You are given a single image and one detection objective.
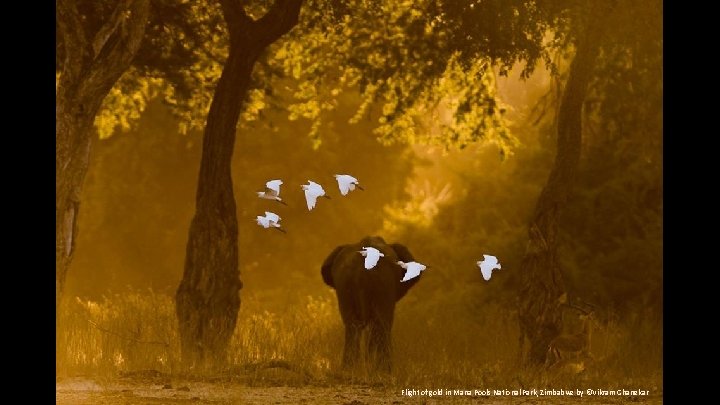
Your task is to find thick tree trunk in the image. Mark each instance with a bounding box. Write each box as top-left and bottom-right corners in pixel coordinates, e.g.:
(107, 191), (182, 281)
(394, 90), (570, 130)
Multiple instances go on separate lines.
(56, 0), (150, 315)
(56, 90), (101, 313)
(517, 21), (605, 366)
(175, 0), (302, 369)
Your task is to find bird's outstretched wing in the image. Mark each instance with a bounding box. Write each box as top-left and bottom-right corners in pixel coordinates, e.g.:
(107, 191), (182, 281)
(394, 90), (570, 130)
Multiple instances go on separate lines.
(400, 262), (426, 282)
(266, 180), (283, 195)
(360, 247), (383, 269)
(264, 211), (280, 224)
(401, 266), (420, 282)
(364, 254), (381, 269)
(338, 180), (350, 196)
(304, 190), (318, 210)
(335, 175), (348, 196)
(335, 174), (360, 196)
(478, 254), (501, 281)
(401, 270), (418, 282)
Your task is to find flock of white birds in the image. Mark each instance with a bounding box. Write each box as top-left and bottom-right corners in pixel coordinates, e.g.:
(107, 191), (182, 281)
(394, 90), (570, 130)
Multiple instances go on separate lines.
(255, 174), (502, 282)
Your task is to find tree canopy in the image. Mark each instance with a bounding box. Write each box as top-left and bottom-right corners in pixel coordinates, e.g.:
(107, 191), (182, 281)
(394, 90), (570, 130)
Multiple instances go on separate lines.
(56, 0), (226, 138)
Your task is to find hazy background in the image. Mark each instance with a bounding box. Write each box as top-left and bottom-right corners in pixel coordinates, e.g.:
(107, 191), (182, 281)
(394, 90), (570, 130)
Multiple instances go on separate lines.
(66, 63), (661, 317)
(60, 64), (661, 385)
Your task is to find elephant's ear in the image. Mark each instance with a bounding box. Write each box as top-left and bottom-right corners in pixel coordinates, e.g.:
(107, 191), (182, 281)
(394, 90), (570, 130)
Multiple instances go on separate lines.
(321, 245), (346, 288)
(391, 243), (420, 300)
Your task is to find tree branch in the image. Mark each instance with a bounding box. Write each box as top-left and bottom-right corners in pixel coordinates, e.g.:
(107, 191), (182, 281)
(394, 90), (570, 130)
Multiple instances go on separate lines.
(253, 0), (304, 47)
(220, 0), (303, 50)
(92, 0), (134, 59)
(56, 0), (92, 80)
(220, 0), (254, 43)
(94, 0), (150, 66)
(85, 0), (151, 95)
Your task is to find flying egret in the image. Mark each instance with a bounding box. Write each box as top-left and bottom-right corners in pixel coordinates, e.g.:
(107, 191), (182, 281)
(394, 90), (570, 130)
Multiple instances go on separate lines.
(358, 246), (384, 270)
(397, 261), (427, 282)
(302, 180), (331, 211)
(257, 179), (287, 205)
(334, 174), (364, 196)
(477, 254), (501, 281)
(255, 211), (286, 233)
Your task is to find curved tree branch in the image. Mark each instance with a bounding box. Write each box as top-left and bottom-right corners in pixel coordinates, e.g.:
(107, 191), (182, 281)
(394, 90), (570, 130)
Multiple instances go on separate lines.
(56, 0), (92, 80)
(85, 0), (151, 94)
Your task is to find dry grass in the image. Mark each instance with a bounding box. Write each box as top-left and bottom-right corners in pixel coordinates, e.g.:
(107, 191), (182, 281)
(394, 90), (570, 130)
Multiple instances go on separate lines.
(57, 289), (661, 392)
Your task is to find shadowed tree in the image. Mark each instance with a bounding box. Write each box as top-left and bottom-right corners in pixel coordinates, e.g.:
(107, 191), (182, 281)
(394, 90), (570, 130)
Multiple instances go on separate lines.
(175, 0), (303, 369)
(517, 10), (609, 365)
(56, 0), (151, 314)
(517, 0), (662, 365)
(56, 0), (216, 315)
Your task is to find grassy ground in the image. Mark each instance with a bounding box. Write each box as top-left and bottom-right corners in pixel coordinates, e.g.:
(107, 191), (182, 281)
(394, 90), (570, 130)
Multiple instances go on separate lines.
(56, 289), (662, 403)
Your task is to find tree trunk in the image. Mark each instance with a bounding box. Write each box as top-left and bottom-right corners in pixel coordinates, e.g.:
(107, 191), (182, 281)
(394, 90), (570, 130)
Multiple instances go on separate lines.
(56, 0), (150, 315)
(175, 0), (303, 370)
(517, 20), (605, 366)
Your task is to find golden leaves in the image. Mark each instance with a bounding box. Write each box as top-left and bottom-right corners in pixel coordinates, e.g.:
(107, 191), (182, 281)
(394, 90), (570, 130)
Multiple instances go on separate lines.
(94, 72), (162, 139)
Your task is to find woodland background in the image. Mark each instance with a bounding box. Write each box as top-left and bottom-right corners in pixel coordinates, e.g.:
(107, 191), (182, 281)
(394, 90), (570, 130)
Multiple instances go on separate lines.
(56, 0), (662, 390)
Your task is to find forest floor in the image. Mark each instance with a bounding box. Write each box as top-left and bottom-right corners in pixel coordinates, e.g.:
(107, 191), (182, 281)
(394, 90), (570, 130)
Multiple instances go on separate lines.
(56, 367), (663, 404)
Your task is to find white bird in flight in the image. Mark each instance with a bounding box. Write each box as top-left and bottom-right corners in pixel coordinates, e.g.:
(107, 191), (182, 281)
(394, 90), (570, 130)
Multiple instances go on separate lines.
(302, 180), (331, 211)
(257, 179), (287, 205)
(477, 254), (501, 281)
(255, 211), (286, 233)
(358, 247), (384, 270)
(334, 174), (364, 196)
(397, 261), (427, 282)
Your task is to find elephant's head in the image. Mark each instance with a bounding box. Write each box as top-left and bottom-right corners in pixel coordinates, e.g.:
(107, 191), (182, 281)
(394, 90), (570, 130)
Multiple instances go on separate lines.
(321, 235), (421, 301)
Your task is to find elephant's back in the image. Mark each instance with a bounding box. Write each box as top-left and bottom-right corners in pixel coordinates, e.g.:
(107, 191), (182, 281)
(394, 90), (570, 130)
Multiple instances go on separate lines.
(332, 242), (400, 290)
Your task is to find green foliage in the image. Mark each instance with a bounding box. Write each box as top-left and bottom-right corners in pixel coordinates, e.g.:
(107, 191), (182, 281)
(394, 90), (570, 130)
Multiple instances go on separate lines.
(159, 1), (227, 135)
(376, 0), (663, 317)
(56, 0), (227, 139)
(77, 0), (609, 150)
(436, 0), (566, 76)
(93, 71), (164, 139)
(270, 0), (520, 151)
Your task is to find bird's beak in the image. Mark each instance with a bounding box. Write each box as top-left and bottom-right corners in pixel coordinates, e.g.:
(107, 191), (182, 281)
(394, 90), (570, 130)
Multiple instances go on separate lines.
(279, 200), (288, 206)
(323, 195), (331, 199)
(356, 185), (365, 191)
(274, 227), (287, 234)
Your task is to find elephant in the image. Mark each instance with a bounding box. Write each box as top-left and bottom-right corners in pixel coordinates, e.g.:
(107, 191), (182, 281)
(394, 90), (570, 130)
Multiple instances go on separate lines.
(321, 236), (421, 372)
